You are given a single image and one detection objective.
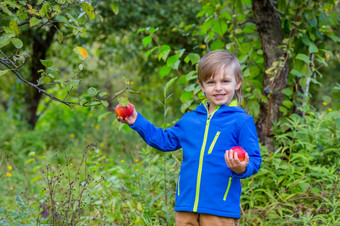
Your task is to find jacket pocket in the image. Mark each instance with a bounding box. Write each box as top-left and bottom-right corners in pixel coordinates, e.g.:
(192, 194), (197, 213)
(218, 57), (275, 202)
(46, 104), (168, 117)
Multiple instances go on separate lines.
(223, 177), (232, 201)
(208, 131), (220, 154)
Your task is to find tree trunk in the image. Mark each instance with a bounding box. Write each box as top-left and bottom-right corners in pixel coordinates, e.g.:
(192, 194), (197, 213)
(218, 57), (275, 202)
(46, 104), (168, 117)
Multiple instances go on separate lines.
(252, 0), (289, 150)
(25, 24), (58, 129)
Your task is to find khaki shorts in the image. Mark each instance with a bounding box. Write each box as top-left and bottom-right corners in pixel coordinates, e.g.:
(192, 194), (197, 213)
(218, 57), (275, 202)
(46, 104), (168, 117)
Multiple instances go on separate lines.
(175, 211), (239, 226)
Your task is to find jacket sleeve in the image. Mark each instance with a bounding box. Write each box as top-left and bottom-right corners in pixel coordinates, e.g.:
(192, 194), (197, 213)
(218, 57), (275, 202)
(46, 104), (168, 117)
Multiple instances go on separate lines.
(231, 117), (262, 179)
(129, 112), (181, 152)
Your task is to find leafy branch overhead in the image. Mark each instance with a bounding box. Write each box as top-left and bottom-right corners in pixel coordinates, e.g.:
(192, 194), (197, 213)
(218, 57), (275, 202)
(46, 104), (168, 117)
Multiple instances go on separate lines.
(0, 1), (128, 113)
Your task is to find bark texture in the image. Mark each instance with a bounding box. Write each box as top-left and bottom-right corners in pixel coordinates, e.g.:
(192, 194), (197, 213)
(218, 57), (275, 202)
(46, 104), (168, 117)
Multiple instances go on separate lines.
(25, 24), (58, 128)
(252, 0), (289, 150)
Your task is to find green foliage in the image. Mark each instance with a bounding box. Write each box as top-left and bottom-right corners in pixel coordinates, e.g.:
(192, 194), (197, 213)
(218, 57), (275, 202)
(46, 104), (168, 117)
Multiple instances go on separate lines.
(139, 0), (339, 120)
(1, 88), (339, 225)
(1, 0), (340, 225)
(241, 108), (339, 224)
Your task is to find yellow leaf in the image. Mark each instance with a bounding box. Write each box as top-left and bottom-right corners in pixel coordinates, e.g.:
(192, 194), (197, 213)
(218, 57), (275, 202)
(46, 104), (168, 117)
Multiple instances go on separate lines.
(74, 46), (88, 60)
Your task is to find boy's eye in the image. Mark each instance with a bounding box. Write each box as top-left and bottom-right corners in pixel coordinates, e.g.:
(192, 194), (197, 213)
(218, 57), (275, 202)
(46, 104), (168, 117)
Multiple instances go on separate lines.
(223, 80), (230, 83)
(206, 81), (214, 84)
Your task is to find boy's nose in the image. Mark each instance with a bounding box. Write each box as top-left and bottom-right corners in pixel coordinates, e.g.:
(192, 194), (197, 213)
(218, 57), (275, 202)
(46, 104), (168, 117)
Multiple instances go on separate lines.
(215, 82), (222, 90)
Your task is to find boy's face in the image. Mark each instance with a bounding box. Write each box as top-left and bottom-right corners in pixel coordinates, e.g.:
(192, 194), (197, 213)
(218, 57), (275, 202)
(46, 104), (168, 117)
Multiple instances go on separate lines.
(198, 66), (242, 112)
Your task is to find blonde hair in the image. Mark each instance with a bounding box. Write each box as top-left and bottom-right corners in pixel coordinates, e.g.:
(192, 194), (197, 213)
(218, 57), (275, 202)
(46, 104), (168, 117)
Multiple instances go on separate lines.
(197, 50), (243, 106)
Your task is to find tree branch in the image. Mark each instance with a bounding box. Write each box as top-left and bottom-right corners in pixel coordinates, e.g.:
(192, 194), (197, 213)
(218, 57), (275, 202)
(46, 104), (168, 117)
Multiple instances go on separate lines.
(0, 58), (128, 108)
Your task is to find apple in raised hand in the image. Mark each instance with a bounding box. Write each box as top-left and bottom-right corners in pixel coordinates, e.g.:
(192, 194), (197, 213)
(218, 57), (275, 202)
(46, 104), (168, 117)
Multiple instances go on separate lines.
(231, 146), (246, 162)
(115, 102), (134, 119)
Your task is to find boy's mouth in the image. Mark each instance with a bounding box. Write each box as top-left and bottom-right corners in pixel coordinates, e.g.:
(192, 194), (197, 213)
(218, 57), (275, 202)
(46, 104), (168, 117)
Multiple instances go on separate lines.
(214, 94), (226, 99)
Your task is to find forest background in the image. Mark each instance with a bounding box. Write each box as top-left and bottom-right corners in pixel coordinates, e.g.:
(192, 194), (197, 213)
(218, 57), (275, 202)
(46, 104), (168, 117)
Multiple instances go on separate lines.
(0, 0), (339, 225)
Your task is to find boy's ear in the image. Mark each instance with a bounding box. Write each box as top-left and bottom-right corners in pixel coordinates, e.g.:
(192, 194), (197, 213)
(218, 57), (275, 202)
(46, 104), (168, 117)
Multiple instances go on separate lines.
(236, 79), (243, 90)
(198, 80), (205, 91)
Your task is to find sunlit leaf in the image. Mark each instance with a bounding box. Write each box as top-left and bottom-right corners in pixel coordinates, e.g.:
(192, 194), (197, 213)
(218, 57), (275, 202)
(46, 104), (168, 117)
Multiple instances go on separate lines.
(81, 2), (95, 20)
(0, 33), (14, 48)
(184, 53), (200, 65)
(0, 70), (10, 77)
(295, 53), (310, 64)
(101, 100), (109, 107)
(40, 59), (53, 67)
(74, 46), (88, 60)
(11, 38), (23, 49)
(88, 87), (98, 97)
(159, 65), (171, 78)
(118, 97), (129, 107)
(213, 19), (228, 37)
(110, 3), (119, 15)
(308, 43), (318, 53)
(9, 19), (20, 35)
(167, 55), (179, 67)
(29, 17), (41, 27)
(142, 36), (152, 47)
(57, 31), (63, 43)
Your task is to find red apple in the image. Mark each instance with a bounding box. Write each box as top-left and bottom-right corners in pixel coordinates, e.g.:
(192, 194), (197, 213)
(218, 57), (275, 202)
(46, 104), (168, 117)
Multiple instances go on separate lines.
(231, 146), (246, 162)
(115, 103), (134, 119)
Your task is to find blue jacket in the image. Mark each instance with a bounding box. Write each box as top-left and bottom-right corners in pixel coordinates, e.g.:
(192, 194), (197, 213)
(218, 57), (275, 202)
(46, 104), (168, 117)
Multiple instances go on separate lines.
(130, 102), (262, 218)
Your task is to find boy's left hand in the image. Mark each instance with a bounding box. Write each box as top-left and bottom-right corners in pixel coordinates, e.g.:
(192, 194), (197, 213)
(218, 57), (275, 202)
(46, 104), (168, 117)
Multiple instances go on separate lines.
(224, 149), (249, 174)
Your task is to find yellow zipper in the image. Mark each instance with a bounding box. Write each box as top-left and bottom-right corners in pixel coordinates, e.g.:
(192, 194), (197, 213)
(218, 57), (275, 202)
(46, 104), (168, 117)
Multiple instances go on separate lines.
(208, 131), (220, 154)
(193, 102), (220, 212)
(223, 177), (232, 201)
(177, 175), (180, 196)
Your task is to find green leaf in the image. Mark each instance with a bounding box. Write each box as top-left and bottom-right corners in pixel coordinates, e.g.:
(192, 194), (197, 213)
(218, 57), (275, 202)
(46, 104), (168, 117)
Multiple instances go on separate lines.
(200, 17), (214, 35)
(142, 36), (152, 47)
(309, 17), (317, 27)
(308, 43), (318, 53)
(87, 87), (99, 97)
(11, 38), (23, 49)
(322, 95), (331, 103)
(282, 100), (293, 108)
(165, 77), (177, 93)
(88, 101), (100, 106)
(0, 33), (14, 48)
(57, 31), (63, 43)
(248, 99), (260, 118)
(98, 111), (111, 121)
(181, 100), (194, 113)
(82, 2), (95, 20)
(180, 91), (193, 103)
(16, 195), (25, 210)
(0, 70), (10, 77)
(213, 19), (228, 37)
(243, 24), (256, 33)
(99, 92), (108, 97)
(159, 65), (171, 78)
(175, 49), (185, 58)
(159, 45), (171, 62)
(281, 88), (294, 96)
(110, 3), (119, 15)
(29, 17), (41, 27)
(40, 59), (53, 67)
(118, 97), (129, 107)
(167, 55), (179, 67)
(4, 0), (20, 9)
(290, 69), (302, 78)
(55, 15), (68, 24)
(101, 100), (109, 107)
(39, 3), (50, 17)
(210, 40), (224, 51)
(295, 53), (310, 64)
(9, 19), (20, 35)
(184, 53), (200, 65)
(145, 48), (155, 60)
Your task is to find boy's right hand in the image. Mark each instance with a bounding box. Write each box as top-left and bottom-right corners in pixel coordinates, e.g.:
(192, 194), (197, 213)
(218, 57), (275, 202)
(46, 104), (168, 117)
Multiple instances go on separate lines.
(116, 108), (137, 125)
